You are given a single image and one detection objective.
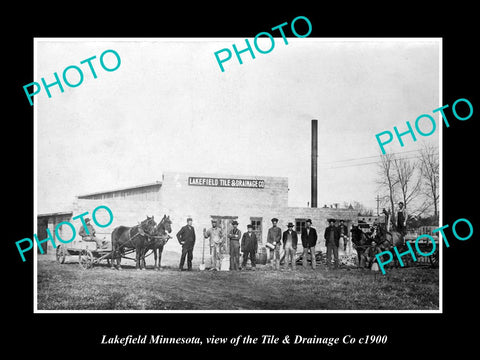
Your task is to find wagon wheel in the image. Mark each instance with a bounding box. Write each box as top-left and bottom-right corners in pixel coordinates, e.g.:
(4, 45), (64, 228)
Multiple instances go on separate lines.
(79, 249), (94, 270)
(56, 245), (67, 264)
(429, 248), (439, 268)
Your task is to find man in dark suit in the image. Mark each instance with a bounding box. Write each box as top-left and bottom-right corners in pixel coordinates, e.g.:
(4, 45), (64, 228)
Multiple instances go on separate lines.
(301, 219), (318, 269)
(338, 219), (349, 252)
(228, 220), (242, 271)
(396, 201), (407, 236)
(241, 224), (258, 270)
(324, 218), (340, 268)
(363, 239), (382, 270)
(176, 217), (196, 271)
(283, 222), (298, 270)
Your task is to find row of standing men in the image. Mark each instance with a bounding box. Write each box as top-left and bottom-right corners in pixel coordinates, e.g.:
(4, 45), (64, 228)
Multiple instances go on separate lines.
(175, 217), (349, 271)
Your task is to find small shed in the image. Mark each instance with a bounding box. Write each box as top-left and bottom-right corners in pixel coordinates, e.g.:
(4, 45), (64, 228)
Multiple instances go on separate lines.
(37, 211), (73, 254)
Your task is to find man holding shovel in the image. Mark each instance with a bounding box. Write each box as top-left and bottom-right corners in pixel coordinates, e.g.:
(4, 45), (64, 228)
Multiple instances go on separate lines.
(204, 219), (224, 271)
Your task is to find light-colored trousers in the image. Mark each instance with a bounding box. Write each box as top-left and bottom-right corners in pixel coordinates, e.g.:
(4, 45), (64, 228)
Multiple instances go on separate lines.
(266, 246), (281, 260)
(211, 244), (222, 270)
(82, 235), (103, 248)
(284, 244), (296, 269)
(266, 245), (281, 269)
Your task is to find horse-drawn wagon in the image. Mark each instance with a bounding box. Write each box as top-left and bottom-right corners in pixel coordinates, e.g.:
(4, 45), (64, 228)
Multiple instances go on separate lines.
(405, 230), (439, 268)
(55, 235), (122, 270)
(55, 215), (172, 270)
(351, 220), (440, 270)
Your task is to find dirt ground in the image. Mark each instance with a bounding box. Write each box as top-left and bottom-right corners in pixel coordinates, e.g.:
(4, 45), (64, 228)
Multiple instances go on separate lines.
(36, 251), (439, 311)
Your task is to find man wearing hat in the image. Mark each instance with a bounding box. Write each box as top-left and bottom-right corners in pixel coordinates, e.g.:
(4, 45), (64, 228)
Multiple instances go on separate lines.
(204, 219), (224, 271)
(350, 222), (367, 268)
(176, 217), (196, 271)
(228, 220), (242, 270)
(79, 217), (106, 249)
(338, 219), (349, 253)
(396, 201), (408, 236)
(301, 219), (318, 269)
(324, 219), (340, 268)
(363, 239), (382, 270)
(266, 217), (282, 270)
(241, 224), (258, 270)
(282, 222), (298, 270)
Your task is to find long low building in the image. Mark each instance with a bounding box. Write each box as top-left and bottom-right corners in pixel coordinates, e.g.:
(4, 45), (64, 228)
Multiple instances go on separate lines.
(38, 171), (357, 262)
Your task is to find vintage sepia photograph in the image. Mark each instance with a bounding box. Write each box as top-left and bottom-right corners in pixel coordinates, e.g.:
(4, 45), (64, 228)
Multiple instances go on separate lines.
(34, 38), (441, 312)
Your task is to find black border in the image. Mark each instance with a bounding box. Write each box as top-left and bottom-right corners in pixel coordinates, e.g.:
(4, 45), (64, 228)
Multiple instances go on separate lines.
(6, 4), (478, 356)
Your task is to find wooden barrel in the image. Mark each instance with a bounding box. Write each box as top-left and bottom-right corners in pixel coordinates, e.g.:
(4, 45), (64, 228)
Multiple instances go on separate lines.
(256, 247), (267, 265)
(220, 254), (230, 271)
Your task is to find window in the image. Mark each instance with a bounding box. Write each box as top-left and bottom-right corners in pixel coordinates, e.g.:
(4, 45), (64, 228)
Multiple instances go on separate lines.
(250, 219), (261, 231)
(250, 217), (263, 243)
(296, 219), (307, 234)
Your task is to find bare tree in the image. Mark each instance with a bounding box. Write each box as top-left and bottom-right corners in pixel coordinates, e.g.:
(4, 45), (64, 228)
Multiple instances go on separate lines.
(347, 201), (374, 216)
(376, 152), (398, 227)
(418, 143), (439, 218)
(393, 156), (422, 216)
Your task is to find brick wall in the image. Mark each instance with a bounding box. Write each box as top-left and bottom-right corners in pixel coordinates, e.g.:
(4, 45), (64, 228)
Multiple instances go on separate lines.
(46, 172), (357, 268)
(281, 207), (357, 252)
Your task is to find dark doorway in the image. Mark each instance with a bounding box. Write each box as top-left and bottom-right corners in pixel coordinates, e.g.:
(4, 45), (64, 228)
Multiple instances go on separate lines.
(210, 216), (238, 253)
(37, 218), (49, 254)
(250, 217), (263, 244)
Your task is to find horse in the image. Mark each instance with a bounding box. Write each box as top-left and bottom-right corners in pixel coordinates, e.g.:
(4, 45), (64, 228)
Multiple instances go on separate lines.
(376, 208), (407, 267)
(143, 214), (172, 270)
(110, 216), (157, 270)
(351, 225), (371, 268)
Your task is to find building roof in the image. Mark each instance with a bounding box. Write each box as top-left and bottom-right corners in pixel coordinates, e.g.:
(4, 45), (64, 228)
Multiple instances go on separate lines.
(37, 211), (73, 218)
(77, 180), (162, 198)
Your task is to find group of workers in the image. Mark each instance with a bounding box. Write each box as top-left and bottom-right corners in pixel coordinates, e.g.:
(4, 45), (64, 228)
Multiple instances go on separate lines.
(77, 201), (408, 271)
(175, 217), (352, 271)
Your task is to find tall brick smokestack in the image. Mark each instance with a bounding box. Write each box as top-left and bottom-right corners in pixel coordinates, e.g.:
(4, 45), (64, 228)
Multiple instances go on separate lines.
(311, 119), (318, 208)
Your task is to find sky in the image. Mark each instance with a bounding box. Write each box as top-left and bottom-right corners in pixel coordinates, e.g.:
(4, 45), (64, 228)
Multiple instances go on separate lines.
(35, 38), (440, 214)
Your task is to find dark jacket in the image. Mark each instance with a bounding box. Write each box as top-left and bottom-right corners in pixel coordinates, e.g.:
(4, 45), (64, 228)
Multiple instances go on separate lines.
(241, 232), (258, 252)
(397, 209), (407, 229)
(228, 227), (242, 242)
(301, 227), (317, 248)
(338, 224), (348, 237)
(267, 226), (282, 245)
(351, 227), (365, 246)
(176, 225), (196, 250)
(365, 245), (382, 260)
(282, 230), (298, 249)
(324, 225), (340, 247)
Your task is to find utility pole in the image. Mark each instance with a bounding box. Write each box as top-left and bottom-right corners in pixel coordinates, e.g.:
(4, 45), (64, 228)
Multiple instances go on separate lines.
(376, 195), (380, 216)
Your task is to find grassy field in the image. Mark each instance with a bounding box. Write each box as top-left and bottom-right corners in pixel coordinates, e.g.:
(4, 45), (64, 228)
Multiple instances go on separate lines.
(37, 252), (439, 311)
